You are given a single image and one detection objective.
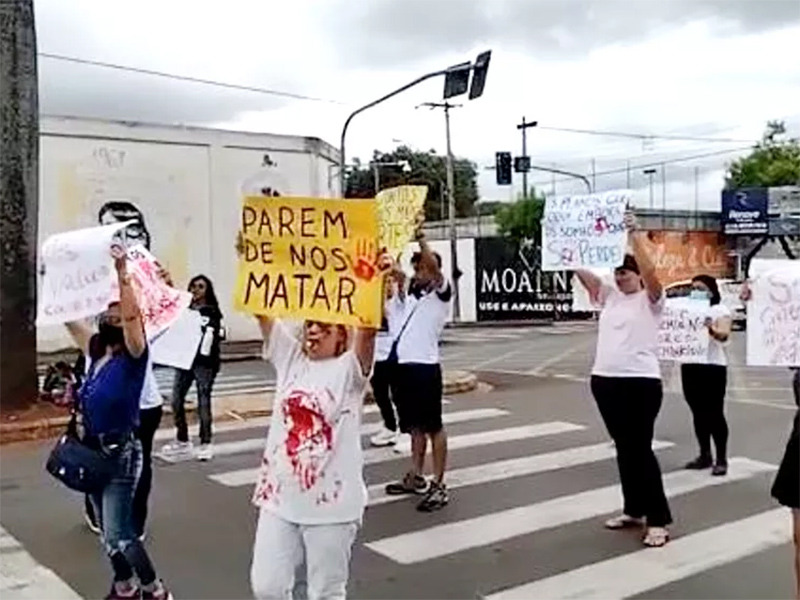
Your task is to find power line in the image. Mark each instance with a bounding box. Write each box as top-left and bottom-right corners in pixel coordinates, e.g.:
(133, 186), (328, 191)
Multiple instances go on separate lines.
(38, 52), (344, 105)
(535, 124), (757, 144)
(527, 146), (751, 189)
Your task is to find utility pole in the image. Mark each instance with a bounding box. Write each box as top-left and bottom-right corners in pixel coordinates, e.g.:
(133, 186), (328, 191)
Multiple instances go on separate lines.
(516, 117), (538, 199)
(419, 101), (462, 320)
(0, 0), (39, 411)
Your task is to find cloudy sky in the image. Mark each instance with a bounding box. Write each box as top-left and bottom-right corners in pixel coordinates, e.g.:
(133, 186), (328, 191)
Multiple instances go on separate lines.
(35, 0), (800, 212)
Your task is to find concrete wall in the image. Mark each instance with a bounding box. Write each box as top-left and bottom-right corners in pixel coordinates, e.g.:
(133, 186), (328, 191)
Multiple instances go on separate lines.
(37, 116), (341, 352)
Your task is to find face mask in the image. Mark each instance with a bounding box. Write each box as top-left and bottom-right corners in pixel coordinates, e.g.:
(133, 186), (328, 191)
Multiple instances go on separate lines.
(98, 322), (125, 347)
(689, 290), (709, 300)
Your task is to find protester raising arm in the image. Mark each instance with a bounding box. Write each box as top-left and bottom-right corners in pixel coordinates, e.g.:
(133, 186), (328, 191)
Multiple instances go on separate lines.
(573, 270), (605, 305)
(625, 211), (662, 303)
(236, 230), (275, 347)
(112, 245), (147, 358)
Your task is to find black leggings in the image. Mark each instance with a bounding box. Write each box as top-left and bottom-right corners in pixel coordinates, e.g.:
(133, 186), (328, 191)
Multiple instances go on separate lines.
(591, 375), (672, 527)
(680, 364), (728, 462)
(371, 360), (396, 432)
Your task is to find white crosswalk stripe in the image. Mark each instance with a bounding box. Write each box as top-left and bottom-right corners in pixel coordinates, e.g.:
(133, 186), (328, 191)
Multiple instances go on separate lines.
(188, 400), (789, 599)
(152, 368), (275, 399)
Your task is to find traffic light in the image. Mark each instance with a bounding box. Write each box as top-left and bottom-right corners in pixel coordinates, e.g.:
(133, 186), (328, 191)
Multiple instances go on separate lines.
(443, 62), (471, 100)
(496, 152), (512, 185)
(468, 50), (492, 100)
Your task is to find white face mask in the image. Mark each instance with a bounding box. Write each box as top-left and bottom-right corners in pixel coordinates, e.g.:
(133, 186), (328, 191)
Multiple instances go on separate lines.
(689, 289), (710, 300)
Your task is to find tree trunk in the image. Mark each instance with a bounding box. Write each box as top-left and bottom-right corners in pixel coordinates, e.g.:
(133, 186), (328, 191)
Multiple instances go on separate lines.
(0, 0), (39, 411)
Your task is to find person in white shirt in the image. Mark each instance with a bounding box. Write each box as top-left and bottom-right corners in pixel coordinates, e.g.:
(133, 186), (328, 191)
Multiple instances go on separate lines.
(369, 272), (404, 448)
(384, 231), (452, 512)
(680, 274), (732, 476)
(243, 231), (386, 599)
(573, 211), (672, 548)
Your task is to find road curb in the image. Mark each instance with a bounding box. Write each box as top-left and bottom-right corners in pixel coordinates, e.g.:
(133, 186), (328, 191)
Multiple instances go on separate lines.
(0, 371), (479, 445)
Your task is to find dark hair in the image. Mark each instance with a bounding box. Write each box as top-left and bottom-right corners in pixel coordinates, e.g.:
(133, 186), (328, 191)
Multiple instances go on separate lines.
(411, 251), (442, 268)
(692, 274), (721, 306)
(98, 201), (152, 250)
(188, 275), (219, 308)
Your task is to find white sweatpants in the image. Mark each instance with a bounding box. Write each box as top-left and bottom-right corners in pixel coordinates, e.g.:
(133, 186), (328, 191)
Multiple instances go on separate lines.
(250, 508), (359, 600)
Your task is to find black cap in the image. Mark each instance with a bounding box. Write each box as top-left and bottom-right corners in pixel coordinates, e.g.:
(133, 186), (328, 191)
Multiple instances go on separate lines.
(615, 254), (640, 274)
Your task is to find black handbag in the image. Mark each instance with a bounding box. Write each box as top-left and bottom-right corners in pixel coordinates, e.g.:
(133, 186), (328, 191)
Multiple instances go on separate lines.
(45, 411), (117, 494)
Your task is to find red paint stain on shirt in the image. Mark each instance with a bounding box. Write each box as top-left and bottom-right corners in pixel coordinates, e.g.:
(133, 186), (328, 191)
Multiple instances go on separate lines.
(283, 389), (334, 491)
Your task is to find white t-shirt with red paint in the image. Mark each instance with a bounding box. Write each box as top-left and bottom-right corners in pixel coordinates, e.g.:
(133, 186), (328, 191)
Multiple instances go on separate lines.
(591, 278), (665, 379)
(252, 321), (369, 525)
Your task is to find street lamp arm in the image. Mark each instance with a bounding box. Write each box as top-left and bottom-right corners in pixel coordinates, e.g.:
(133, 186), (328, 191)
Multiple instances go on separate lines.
(339, 68), (449, 194)
(528, 164), (593, 193)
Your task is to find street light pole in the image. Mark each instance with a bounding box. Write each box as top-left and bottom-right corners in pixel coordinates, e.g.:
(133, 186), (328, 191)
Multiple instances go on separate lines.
(339, 68), (452, 195)
(517, 117), (538, 199)
(644, 168), (656, 209)
(419, 101), (461, 321)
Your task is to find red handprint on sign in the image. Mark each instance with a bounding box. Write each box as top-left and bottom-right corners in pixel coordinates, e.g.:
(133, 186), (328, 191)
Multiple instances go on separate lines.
(594, 216), (609, 233)
(347, 239), (380, 282)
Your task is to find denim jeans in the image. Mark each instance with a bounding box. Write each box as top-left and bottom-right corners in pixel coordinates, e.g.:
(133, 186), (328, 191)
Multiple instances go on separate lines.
(172, 365), (216, 444)
(85, 405), (162, 537)
(89, 438), (159, 586)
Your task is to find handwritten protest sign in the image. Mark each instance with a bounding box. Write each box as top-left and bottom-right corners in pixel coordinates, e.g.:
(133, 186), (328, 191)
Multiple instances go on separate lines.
(376, 185), (428, 258)
(37, 222), (133, 326)
(541, 190), (630, 272)
(657, 298), (710, 363)
(111, 245), (192, 340)
(234, 196), (382, 327)
(746, 262), (800, 366)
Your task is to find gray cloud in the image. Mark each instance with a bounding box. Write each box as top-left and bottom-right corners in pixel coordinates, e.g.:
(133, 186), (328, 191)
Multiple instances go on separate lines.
(34, 1), (330, 125)
(321, 0), (800, 67)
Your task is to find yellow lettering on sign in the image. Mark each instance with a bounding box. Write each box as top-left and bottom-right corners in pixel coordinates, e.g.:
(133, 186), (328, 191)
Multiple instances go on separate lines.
(376, 185), (428, 258)
(234, 196), (382, 327)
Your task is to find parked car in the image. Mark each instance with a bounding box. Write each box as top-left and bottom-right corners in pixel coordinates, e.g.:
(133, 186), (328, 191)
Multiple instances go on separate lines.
(664, 278), (746, 330)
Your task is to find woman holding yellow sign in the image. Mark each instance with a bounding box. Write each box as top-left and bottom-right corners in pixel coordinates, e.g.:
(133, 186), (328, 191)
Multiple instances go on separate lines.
(235, 227), (391, 599)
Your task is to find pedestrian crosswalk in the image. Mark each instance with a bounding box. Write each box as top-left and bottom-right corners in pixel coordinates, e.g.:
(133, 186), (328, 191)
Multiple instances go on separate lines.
(175, 398), (791, 599)
(151, 368), (275, 400)
(442, 323), (596, 344)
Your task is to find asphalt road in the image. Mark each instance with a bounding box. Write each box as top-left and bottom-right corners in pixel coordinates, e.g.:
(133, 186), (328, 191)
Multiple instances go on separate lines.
(2, 324), (798, 599)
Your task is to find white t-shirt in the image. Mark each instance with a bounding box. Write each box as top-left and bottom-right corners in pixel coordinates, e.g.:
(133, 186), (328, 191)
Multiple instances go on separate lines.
(374, 298), (403, 363)
(252, 321), (369, 525)
(591, 280), (665, 379)
(394, 279), (452, 365)
(704, 303), (732, 366)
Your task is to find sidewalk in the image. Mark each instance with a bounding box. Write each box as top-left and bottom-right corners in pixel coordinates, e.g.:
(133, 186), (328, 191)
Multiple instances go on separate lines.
(0, 370), (478, 445)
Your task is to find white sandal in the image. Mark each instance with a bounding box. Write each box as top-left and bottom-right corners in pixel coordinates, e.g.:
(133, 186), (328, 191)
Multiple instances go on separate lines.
(604, 514), (644, 530)
(643, 526), (670, 547)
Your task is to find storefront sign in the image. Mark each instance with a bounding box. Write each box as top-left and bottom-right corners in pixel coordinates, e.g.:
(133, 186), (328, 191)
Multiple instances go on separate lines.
(474, 237), (578, 321)
(721, 188), (768, 235)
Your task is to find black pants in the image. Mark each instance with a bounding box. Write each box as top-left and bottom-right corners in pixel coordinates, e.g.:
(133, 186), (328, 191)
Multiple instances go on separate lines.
(172, 364), (216, 444)
(680, 363), (729, 462)
(85, 405), (163, 537)
(591, 375), (673, 527)
(371, 360), (396, 432)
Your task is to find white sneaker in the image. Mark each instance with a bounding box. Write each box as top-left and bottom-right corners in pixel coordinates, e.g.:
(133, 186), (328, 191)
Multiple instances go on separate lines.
(393, 433), (411, 454)
(370, 427), (398, 447)
(158, 440), (194, 462)
(196, 443), (214, 461)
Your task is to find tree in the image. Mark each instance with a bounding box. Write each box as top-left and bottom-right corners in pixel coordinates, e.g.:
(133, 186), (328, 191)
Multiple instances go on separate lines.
(495, 189), (547, 246)
(0, 0), (39, 411)
(345, 145), (479, 222)
(725, 121), (800, 189)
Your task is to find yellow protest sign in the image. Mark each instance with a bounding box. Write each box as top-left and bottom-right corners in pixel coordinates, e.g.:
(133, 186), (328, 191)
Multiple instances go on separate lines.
(376, 185), (428, 258)
(234, 196), (382, 327)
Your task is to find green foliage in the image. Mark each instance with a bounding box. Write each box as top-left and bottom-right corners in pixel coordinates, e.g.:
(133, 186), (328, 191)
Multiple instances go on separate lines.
(495, 189), (547, 245)
(344, 146), (479, 221)
(725, 121), (800, 189)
